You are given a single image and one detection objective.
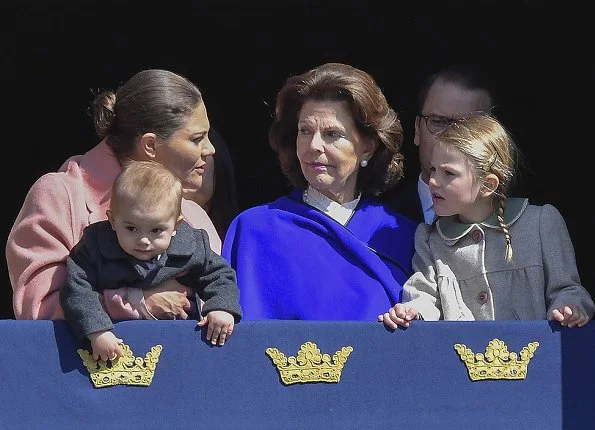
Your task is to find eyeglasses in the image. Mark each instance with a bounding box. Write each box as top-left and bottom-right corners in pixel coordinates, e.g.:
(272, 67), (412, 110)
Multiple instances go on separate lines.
(418, 114), (457, 135)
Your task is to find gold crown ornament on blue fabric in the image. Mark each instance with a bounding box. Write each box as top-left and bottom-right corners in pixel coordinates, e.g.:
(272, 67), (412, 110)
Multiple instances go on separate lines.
(266, 341), (353, 385)
(454, 338), (539, 381)
(78, 343), (162, 388)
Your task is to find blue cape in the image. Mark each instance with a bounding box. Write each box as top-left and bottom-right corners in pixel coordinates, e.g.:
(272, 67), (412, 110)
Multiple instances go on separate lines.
(222, 190), (416, 320)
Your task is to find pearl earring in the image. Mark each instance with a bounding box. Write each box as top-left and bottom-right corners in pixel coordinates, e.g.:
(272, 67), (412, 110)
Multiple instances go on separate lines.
(360, 159), (368, 167)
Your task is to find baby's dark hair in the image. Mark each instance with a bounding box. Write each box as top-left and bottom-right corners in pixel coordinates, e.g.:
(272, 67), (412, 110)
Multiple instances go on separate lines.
(436, 114), (518, 262)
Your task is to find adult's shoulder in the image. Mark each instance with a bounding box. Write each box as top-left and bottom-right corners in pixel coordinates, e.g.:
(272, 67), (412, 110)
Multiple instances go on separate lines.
(18, 168), (87, 216)
(233, 194), (296, 221)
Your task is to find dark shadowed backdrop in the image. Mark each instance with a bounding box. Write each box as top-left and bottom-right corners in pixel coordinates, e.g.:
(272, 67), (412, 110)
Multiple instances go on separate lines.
(1, 0), (591, 319)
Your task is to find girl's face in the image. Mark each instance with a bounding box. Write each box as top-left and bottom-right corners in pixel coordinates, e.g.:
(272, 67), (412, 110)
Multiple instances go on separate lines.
(296, 100), (375, 204)
(154, 101), (216, 196)
(428, 143), (485, 223)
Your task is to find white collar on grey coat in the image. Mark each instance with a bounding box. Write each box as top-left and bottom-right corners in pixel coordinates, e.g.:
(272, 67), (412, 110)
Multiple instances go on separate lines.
(436, 198), (528, 243)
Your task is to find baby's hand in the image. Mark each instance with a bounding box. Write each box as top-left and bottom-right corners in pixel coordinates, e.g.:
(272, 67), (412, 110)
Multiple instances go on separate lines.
(552, 305), (591, 328)
(378, 303), (419, 330)
(88, 330), (124, 361)
(197, 310), (235, 346)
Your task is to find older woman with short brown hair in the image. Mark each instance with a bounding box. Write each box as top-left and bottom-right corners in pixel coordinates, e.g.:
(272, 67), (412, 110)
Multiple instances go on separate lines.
(223, 62), (417, 320)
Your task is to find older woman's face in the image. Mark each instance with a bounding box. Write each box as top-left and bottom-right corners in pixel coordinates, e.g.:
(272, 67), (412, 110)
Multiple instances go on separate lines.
(296, 100), (374, 204)
(154, 101), (216, 196)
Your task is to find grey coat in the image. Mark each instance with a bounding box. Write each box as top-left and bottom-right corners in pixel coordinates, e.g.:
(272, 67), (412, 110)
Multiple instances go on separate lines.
(60, 220), (241, 338)
(403, 198), (594, 321)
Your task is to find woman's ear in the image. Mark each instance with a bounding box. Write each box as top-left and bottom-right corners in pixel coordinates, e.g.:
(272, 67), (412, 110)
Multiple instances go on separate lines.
(363, 137), (379, 161)
(138, 133), (158, 160)
(480, 174), (500, 197)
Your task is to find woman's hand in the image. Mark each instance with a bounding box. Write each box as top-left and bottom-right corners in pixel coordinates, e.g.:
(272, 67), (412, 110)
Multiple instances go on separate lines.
(143, 278), (195, 320)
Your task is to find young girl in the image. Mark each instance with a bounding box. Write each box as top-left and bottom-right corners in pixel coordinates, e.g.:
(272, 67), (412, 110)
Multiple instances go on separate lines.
(379, 114), (594, 329)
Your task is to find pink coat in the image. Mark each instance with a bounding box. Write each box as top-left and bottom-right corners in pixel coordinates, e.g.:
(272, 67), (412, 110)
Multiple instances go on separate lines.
(6, 140), (221, 320)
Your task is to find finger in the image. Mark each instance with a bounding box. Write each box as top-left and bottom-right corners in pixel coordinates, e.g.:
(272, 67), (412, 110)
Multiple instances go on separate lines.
(389, 307), (409, 327)
(197, 318), (208, 327)
(568, 311), (585, 328)
(577, 314), (590, 327)
(218, 332), (227, 346)
(405, 309), (418, 321)
(562, 306), (573, 319)
(551, 309), (564, 322)
(206, 325), (215, 342)
(382, 312), (399, 330)
(566, 312), (580, 326)
(182, 297), (191, 310)
(393, 306), (407, 320)
(226, 327), (234, 338)
(178, 309), (189, 320)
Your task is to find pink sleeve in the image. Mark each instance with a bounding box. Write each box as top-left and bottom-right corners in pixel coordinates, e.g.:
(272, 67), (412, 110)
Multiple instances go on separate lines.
(6, 174), (76, 319)
(6, 170), (146, 320)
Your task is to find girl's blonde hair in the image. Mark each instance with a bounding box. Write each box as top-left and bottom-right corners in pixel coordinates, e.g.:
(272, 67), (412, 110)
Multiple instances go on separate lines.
(436, 114), (518, 262)
(110, 160), (183, 220)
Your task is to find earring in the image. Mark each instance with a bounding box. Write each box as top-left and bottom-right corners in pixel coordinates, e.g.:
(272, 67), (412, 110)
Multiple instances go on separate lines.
(360, 159), (368, 167)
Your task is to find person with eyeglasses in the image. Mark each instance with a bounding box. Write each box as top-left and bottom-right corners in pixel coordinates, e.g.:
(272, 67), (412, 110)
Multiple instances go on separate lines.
(382, 64), (495, 224)
(379, 114), (594, 328)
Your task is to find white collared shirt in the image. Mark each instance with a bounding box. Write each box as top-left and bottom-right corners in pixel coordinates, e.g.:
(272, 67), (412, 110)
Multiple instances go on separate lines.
(303, 185), (361, 226)
(417, 175), (435, 224)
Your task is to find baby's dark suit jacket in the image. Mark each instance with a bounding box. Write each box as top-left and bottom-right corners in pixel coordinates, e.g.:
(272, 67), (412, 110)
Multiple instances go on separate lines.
(61, 220), (241, 338)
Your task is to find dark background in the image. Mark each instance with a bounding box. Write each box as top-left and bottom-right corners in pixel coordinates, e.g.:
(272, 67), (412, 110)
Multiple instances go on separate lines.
(1, 0), (592, 319)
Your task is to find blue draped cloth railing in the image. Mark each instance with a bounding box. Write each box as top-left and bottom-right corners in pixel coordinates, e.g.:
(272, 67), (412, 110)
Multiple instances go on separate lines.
(1, 319), (593, 429)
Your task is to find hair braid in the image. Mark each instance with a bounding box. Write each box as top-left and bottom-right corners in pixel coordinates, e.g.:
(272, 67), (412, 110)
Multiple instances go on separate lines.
(495, 198), (513, 262)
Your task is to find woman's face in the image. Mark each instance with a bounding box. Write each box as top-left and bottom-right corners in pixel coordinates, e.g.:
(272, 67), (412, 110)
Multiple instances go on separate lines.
(296, 100), (375, 203)
(154, 101), (215, 196)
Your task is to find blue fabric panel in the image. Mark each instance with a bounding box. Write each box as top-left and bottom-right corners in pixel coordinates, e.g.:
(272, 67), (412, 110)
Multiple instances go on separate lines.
(0, 320), (593, 429)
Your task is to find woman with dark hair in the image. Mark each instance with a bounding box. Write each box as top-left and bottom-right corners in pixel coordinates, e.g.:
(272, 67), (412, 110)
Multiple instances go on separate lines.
(222, 62), (417, 320)
(7, 69), (220, 321)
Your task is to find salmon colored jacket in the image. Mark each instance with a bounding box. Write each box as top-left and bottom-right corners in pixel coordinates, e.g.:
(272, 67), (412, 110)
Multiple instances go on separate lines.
(6, 140), (221, 320)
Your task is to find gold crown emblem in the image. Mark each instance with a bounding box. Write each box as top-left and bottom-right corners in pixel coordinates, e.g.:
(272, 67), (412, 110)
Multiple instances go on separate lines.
(266, 341), (353, 385)
(77, 343), (162, 388)
(454, 338), (539, 381)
